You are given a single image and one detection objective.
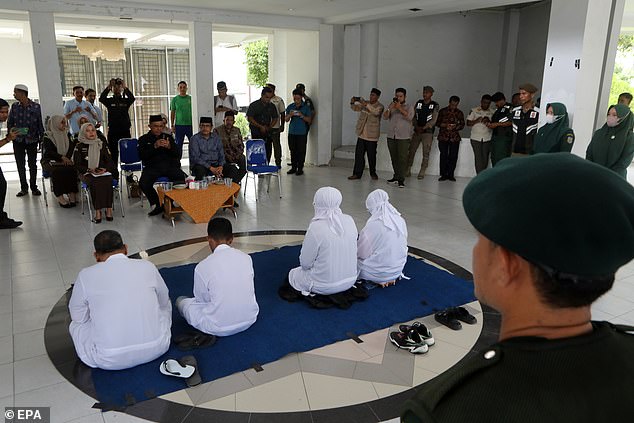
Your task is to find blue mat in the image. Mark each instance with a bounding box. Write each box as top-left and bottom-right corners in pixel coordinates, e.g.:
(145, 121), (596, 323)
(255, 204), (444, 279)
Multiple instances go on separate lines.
(90, 245), (475, 407)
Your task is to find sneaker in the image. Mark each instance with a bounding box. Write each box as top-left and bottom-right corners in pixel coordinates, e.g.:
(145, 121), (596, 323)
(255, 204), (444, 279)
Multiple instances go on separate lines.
(398, 322), (435, 346)
(16, 190), (28, 197)
(0, 219), (23, 229)
(398, 181), (405, 188)
(389, 329), (428, 354)
(31, 188), (42, 196)
(386, 178), (398, 185)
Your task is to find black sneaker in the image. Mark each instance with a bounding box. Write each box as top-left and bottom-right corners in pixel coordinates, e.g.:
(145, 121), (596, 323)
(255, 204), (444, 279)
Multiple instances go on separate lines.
(438, 176), (447, 181)
(448, 176), (456, 181)
(389, 329), (428, 354)
(148, 205), (164, 216)
(398, 181), (405, 188)
(16, 190), (28, 197)
(0, 219), (22, 229)
(398, 322), (435, 346)
(31, 188), (42, 196)
(386, 178), (398, 185)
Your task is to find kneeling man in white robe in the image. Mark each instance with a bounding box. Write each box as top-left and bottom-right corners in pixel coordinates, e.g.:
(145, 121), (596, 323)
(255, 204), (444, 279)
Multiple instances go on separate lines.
(69, 230), (172, 370)
(289, 187), (358, 295)
(357, 189), (408, 286)
(177, 217), (259, 336)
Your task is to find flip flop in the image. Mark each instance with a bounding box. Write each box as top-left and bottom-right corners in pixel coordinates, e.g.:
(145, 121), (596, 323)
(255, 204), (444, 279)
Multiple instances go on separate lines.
(451, 306), (477, 324)
(179, 355), (201, 387)
(159, 359), (195, 378)
(435, 310), (462, 330)
(176, 333), (217, 351)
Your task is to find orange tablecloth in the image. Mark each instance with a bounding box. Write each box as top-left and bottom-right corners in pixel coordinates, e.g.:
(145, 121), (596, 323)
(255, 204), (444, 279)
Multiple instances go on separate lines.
(162, 183), (239, 224)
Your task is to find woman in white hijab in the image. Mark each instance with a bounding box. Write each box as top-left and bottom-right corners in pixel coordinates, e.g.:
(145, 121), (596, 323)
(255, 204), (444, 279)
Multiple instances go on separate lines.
(288, 187), (358, 296)
(73, 123), (118, 223)
(41, 115), (78, 207)
(358, 189), (408, 286)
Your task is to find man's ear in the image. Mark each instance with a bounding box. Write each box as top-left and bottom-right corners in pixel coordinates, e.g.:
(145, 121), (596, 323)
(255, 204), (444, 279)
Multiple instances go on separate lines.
(123, 244), (128, 256)
(226, 236), (234, 246)
(496, 246), (527, 288)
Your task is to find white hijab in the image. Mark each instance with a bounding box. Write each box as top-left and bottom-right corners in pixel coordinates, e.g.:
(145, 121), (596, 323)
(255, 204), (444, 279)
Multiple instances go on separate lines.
(78, 122), (102, 170)
(46, 115), (69, 156)
(366, 189), (407, 237)
(311, 187), (345, 236)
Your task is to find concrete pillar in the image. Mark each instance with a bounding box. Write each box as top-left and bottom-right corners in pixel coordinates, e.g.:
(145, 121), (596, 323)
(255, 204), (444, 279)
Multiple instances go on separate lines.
(188, 21), (214, 127)
(341, 25), (361, 147)
(498, 9), (520, 96)
(359, 22), (379, 96)
(28, 12), (64, 121)
(540, 0), (626, 157)
(318, 23), (344, 165)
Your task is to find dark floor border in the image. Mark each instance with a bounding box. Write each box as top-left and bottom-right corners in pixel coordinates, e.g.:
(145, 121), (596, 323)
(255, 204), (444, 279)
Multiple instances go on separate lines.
(44, 230), (500, 423)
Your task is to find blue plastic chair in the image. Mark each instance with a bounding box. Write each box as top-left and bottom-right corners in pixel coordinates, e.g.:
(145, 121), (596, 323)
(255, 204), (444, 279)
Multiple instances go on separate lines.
(244, 139), (282, 201)
(119, 138), (143, 200)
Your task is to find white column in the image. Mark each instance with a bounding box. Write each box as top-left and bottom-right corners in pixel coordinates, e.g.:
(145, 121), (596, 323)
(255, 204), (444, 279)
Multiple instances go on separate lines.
(359, 22), (379, 96)
(188, 21), (214, 127)
(341, 24), (361, 146)
(28, 12), (63, 121)
(498, 9), (520, 96)
(540, 0), (625, 157)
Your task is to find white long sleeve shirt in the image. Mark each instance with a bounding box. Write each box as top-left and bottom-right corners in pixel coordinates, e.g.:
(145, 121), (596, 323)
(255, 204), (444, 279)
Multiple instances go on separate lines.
(180, 244), (259, 336)
(357, 219), (408, 283)
(68, 254), (172, 370)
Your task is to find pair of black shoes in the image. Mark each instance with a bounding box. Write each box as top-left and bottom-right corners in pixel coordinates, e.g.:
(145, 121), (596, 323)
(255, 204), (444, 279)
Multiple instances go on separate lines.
(438, 176), (456, 182)
(16, 188), (41, 197)
(287, 168), (304, 175)
(434, 306), (477, 330)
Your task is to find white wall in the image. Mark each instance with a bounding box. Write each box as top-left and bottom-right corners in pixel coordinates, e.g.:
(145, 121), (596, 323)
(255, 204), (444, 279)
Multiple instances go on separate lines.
(512, 1), (551, 92)
(0, 37), (39, 101)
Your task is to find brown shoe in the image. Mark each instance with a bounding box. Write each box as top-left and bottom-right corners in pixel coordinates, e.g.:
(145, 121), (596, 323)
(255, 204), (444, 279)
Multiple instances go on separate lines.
(348, 175), (361, 180)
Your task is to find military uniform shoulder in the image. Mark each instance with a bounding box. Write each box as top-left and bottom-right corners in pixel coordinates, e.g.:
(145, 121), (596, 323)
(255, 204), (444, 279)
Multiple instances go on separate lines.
(402, 346), (503, 421)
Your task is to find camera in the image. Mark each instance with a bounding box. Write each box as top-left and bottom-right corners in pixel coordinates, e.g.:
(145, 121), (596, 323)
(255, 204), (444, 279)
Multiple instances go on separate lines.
(115, 78), (123, 85)
(393, 97), (398, 103)
(352, 96), (361, 102)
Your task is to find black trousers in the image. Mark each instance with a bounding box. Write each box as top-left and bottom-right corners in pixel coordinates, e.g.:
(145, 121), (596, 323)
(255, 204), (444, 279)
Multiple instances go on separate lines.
(192, 160), (246, 184)
(0, 167), (7, 220)
(107, 128), (131, 167)
(139, 166), (186, 206)
(226, 156), (247, 183)
(288, 134), (308, 170)
(13, 142), (38, 192)
(268, 129), (282, 167)
(352, 138), (378, 177)
(438, 141), (460, 178)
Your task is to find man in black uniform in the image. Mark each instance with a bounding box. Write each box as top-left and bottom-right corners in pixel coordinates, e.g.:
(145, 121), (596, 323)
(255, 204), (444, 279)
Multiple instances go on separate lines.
(407, 85), (439, 179)
(511, 83), (539, 156)
(138, 115), (186, 216)
(246, 86), (279, 166)
(99, 78), (135, 167)
(0, 98), (22, 229)
(488, 92), (513, 166)
(401, 153), (634, 423)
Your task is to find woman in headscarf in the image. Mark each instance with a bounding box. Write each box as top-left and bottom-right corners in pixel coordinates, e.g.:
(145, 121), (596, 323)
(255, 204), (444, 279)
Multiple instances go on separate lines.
(73, 122), (118, 223)
(286, 187), (358, 298)
(586, 104), (634, 179)
(532, 103), (575, 154)
(357, 189), (408, 287)
(41, 115), (78, 207)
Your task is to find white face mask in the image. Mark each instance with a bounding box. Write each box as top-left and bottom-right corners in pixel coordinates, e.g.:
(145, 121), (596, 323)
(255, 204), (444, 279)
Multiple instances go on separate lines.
(606, 115), (619, 127)
(544, 114), (556, 124)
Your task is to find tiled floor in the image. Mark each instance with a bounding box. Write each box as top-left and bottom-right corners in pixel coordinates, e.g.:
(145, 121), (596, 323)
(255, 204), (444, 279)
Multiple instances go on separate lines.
(2, 161), (634, 423)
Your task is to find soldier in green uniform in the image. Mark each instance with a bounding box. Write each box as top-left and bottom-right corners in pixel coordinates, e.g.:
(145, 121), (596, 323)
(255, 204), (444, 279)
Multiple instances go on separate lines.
(487, 92), (513, 166)
(532, 102), (575, 154)
(401, 153), (634, 423)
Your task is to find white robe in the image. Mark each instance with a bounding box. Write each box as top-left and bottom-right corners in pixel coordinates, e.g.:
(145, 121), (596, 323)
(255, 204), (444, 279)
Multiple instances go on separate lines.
(179, 244), (259, 336)
(289, 216), (359, 295)
(357, 218), (408, 283)
(68, 254), (172, 370)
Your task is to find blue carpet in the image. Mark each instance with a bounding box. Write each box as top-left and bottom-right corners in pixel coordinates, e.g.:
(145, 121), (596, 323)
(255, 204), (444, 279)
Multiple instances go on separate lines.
(90, 245), (475, 407)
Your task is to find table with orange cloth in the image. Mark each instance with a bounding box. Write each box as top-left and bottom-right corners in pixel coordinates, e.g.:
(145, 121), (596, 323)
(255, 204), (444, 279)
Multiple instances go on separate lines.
(157, 183), (239, 224)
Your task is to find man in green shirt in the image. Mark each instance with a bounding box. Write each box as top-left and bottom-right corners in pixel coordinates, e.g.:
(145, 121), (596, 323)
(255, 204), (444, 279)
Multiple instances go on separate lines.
(170, 80), (192, 159)
(402, 153), (634, 423)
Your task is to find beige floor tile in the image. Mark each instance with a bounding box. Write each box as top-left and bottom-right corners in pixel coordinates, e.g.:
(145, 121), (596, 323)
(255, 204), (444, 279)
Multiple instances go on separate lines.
(357, 328), (390, 358)
(414, 340), (469, 375)
(372, 381), (410, 398)
(362, 354), (384, 364)
(307, 339), (372, 361)
(159, 389), (193, 406)
(198, 393), (236, 411)
(13, 355), (65, 394)
(412, 366), (440, 386)
(303, 372), (379, 410)
(235, 373), (308, 413)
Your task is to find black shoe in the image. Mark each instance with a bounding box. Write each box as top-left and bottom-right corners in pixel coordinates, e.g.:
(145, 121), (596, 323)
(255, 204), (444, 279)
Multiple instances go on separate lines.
(371, 174), (378, 180)
(296, 170), (304, 176)
(106, 216), (114, 222)
(16, 190), (28, 197)
(389, 329), (429, 354)
(148, 205), (164, 216)
(31, 188), (42, 196)
(387, 177), (397, 183)
(69, 202), (77, 207)
(93, 218), (102, 224)
(287, 168), (296, 174)
(398, 322), (435, 346)
(348, 175), (361, 180)
(233, 201), (239, 208)
(438, 176), (447, 181)
(59, 202), (73, 209)
(398, 181), (405, 188)
(448, 176), (456, 181)
(0, 219), (22, 229)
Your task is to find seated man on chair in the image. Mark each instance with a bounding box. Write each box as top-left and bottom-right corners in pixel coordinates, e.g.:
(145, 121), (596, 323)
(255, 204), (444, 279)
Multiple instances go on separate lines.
(357, 189), (408, 288)
(189, 116), (225, 181)
(280, 187), (359, 308)
(68, 230), (172, 370)
(177, 217), (259, 336)
(138, 115), (186, 216)
(215, 111), (247, 184)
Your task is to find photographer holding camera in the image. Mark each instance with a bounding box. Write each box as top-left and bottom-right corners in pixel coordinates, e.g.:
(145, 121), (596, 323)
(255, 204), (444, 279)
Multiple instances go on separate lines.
(99, 78), (136, 167)
(382, 88), (414, 188)
(348, 88), (384, 181)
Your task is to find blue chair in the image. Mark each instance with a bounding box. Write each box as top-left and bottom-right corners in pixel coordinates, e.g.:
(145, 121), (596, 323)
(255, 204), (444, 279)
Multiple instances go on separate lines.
(80, 178), (125, 222)
(244, 139), (282, 201)
(119, 138), (144, 201)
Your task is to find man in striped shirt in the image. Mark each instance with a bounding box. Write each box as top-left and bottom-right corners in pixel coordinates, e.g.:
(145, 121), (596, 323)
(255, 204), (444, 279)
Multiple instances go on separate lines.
(511, 83), (539, 156)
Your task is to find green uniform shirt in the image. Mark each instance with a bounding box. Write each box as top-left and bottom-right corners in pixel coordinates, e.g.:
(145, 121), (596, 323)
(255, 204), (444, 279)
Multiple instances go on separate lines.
(170, 94), (192, 126)
(401, 322), (634, 423)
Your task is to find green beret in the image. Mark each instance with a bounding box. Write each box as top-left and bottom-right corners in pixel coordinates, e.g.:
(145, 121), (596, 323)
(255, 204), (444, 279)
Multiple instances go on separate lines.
(463, 153), (634, 277)
(519, 83), (538, 94)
